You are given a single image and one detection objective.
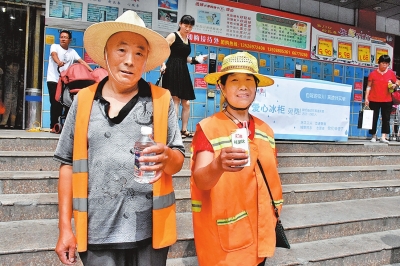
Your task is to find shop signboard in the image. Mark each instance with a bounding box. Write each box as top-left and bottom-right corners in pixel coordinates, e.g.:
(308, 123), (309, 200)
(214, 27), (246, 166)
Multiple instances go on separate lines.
(186, 0), (311, 58)
(251, 76), (352, 141)
(310, 18), (394, 68)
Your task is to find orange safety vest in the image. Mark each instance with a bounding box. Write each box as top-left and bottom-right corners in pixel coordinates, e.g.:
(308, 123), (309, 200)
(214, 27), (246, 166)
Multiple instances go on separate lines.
(72, 83), (177, 252)
(190, 112), (283, 266)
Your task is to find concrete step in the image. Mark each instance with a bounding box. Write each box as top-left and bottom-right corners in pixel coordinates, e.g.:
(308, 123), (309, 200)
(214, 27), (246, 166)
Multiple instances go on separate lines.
(265, 229), (400, 265)
(2, 165), (399, 195)
(2, 181), (398, 221)
(3, 150), (400, 173)
(283, 179), (400, 204)
(0, 135), (59, 152)
(1, 197), (399, 264)
(277, 152), (400, 167)
(279, 165), (400, 184)
(276, 140), (400, 153)
(0, 170), (191, 194)
(0, 193), (58, 222)
(0, 190), (192, 221)
(0, 214), (193, 265)
(0, 151), (58, 171)
(0, 171), (58, 194)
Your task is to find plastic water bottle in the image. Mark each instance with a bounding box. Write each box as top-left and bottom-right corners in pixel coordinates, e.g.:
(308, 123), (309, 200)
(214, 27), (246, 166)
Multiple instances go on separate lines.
(134, 126), (156, 183)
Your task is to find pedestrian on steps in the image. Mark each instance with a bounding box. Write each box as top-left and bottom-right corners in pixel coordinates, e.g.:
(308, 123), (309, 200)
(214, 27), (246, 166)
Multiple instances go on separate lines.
(365, 55), (400, 143)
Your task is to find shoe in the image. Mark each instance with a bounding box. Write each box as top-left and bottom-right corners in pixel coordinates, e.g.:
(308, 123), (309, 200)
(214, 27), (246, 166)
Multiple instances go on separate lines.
(380, 138), (389, 144)
(397, 136), (400, 142)
(181, 130), (194, 138)
(370, 138), (376, 143)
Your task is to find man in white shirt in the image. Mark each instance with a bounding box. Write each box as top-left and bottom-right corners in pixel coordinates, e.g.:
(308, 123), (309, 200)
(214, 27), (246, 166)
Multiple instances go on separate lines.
(46, 29), (92, 133)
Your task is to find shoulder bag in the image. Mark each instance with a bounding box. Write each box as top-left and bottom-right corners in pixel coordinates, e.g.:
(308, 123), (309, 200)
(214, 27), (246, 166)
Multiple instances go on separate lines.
(257, 160), (291, 249)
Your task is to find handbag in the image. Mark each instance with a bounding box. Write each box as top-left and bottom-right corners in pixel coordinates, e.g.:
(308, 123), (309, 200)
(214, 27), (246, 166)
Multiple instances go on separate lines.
(257, 160), (291, 249)
(392, 90), (400, 105)
(357, 106), (373, 130)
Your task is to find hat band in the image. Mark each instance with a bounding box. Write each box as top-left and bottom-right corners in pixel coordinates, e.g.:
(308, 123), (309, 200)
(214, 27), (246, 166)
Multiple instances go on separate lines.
(220, 65), (258, 73)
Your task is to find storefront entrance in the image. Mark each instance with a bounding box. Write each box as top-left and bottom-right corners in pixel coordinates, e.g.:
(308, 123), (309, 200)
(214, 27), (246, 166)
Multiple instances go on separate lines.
(0, 1), (44, 129)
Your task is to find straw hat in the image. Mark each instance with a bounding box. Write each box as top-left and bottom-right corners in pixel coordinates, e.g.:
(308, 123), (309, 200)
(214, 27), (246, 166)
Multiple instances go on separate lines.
(204, 52), (274, 87)
(84, 10), (170, 72)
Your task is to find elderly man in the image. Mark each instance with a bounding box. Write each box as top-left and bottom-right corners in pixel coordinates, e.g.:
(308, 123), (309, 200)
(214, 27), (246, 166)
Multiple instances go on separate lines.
(54, 11), (184, 266)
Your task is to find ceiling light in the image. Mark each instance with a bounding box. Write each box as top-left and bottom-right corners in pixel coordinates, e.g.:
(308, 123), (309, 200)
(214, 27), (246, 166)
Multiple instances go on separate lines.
(19, 28), (23, 31)
(1, 7), (6, 12)
(373, 6), (381, 11)
(10, 14), (15, 19)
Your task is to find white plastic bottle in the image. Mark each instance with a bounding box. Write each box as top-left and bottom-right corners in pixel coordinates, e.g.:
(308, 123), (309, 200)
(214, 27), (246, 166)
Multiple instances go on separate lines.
(134, 126), (156, 183)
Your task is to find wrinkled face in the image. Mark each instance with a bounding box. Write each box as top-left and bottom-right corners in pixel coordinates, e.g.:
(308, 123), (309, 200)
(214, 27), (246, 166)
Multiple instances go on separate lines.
(104, 31), (149, 89)
(220, 73), (257, 109)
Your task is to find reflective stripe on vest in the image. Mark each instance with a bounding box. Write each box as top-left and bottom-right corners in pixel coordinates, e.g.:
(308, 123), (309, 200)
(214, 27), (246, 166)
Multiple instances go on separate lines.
(216, 210), (248, 225)
(153, 191), (175, 210)
(254, 129), (275, 149)
(73, 159), (88, 173)
(73, 198), (88, 212)
(208, 129), (275, 151)
(191, 200), (202, 212)
(273, 199), (283, 206)
(209, 136), (232, 151)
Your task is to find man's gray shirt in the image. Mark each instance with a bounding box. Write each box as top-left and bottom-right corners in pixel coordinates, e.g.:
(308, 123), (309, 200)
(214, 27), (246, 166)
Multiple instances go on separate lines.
(54, 79), (184, 248)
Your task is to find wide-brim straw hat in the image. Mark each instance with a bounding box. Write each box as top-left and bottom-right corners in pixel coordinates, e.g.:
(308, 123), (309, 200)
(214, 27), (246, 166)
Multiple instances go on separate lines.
(84, 10), (170, 72)
(204, 52), (274, 87)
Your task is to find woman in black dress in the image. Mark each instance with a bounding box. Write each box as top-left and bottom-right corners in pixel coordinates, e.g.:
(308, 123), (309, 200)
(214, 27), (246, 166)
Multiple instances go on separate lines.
(161, 15), (207, 138)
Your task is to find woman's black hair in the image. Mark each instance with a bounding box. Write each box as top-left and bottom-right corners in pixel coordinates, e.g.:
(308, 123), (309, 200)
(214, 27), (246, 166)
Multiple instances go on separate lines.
(378, 54), (391, 64)
(218, 73), (259, 86)
(60, 29), (72, 39)
(178, 15), (195, 30)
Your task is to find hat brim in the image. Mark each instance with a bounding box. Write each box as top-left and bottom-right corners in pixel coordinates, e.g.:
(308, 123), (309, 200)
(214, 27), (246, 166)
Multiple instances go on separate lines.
(204, 69), (274, 87)
(84, 21), (170, 72)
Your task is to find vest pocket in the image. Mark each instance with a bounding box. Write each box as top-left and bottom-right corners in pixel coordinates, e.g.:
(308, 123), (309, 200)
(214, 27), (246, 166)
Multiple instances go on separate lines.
(216, 210), (254, 251)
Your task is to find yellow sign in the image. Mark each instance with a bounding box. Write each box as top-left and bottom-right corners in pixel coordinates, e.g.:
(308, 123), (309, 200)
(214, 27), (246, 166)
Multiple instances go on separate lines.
(375, 48), (388, 64)
(358, 45), (370, 62)
(338, 41), (352, 60)
(259, 59), (266, 67)
(218, 54), (225, 62)
(45, 35), (55, 45)
(317, 37), (333, 57)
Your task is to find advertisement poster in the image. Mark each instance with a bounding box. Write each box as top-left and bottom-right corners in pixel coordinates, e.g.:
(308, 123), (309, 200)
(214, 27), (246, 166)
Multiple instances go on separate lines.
(251, 76), (352, 141)
(311, 18), (394, 67)
(123, 9), (153, 28)
(87, 4), (119, 22)
(186, 0), (311, 58)
(49, 0), (83, 20)
(157, 0), (179, 32)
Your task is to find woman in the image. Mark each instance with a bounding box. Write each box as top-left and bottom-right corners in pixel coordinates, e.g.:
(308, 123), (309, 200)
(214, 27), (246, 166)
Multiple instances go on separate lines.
(365, 55), (400, 143)
(190, 52), (283, 265)
(160, 15), (207, 139)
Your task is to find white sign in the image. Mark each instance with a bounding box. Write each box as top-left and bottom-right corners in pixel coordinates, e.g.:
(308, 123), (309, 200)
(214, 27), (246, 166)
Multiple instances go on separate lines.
(251, 77), (352, 142)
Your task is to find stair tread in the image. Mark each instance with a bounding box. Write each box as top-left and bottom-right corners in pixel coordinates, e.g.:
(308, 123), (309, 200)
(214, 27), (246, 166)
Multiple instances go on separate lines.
(0, 213), (192, 254)
(282, 196), (400, 228)
(0, 171), (59, 179)
(278, 164), (400, 173)
(283, 179), (400, 192)
(278, 152), (400, 156)
(266, 229), (400, 265)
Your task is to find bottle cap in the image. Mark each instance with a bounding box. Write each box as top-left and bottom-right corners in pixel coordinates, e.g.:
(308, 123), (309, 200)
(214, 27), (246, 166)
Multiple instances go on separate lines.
(141, 126), (153, 135)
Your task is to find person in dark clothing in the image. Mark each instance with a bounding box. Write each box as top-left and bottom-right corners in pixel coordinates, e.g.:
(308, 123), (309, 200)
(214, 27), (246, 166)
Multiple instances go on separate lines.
(160, 15), (207, 139)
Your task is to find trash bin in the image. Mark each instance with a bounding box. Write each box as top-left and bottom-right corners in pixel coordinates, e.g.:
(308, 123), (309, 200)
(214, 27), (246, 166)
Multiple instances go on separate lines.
(25, 88), (42, 130)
